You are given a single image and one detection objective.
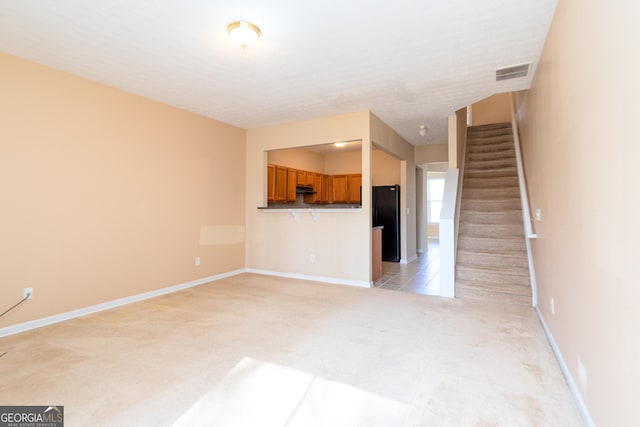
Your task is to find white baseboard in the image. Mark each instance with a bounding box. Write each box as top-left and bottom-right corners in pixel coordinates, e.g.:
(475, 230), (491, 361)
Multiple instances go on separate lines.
(535, 307), (596, 427)
(0, 269), (245, 338)
(245, 268), (371, 288)
(400, 254), (418, 264)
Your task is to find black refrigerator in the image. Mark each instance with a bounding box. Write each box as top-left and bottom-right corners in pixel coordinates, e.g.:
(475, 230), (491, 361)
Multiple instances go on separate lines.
(372, 185), (401, 262)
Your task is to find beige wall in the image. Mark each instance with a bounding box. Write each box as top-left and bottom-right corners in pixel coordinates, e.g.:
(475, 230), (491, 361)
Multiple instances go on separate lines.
(472, 92), (511, 125)
(516, 0), (640, 425)
(246, 111), (372, 283)
(0, 52), (246, 328)
(324, 150), (362, 175)
(268, 147), (325, 172)
(372, 149), (401, 186)
(415, 143), (448, 164)
(370, 112), (417, 262)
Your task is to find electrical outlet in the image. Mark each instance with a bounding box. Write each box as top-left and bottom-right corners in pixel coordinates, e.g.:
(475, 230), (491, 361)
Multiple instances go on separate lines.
(550, 297), (555, 315)
(23, 288), (33, 299)
(195, 257), (201, 267)
(309, 254), (316, 263)
(535, 208), (542, 221)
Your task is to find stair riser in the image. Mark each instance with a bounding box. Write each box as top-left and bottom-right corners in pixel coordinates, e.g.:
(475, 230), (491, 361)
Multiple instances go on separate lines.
(465, 159), (517, 170)
(468, 123), (511, 131)
(466, 150), (516, 162)
(459, 223), (525, 238)
(463, 177), (519, 188)
(456, 269), (530, 286)
(461, 199), (522, 211)
(462, 187), (521, 199)
(456, 252), (530, 269)
(464, 170), (518, 181)
(467, 138), (514, 147)
(468, 130), (513, 138)
(457, 237), (526, 252)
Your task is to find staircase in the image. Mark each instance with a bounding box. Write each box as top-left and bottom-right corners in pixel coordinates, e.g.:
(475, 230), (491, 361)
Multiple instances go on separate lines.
(456, 122), (532, 306)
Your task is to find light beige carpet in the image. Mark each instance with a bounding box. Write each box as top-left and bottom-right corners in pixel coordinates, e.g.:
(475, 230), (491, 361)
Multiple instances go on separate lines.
(0, 273), (583, 426)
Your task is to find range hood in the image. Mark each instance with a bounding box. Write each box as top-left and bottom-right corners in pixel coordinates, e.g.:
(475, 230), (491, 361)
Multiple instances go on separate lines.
(296, 185), (315, 194)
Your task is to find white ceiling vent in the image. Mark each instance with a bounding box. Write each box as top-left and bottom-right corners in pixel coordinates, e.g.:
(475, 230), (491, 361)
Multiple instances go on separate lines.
(496, 63), (531, 81)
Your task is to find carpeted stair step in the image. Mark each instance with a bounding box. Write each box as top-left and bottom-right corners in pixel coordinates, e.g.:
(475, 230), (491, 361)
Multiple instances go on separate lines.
(463, 169), (518, 180)
(457, 236), (527, 252)
(455, 280), (532, 306)
(462, 186), (520, 200)
(463, 176), (519, 189)
(467, 127), (513, 138)
(466, 137), (514, 148)
(459, 222), (525, 238)
(466, 149), (516, 162)
(460, 210), (523, 225)
(468, 122), (512, 131)
(461, 198), (522, 211)
(456, 250), (530, 269)
(456, 265), (530, 287)
(465, 158), (517, 170)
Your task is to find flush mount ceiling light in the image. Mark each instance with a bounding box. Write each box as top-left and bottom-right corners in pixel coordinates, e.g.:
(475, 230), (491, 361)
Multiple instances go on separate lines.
(334, 142), (347, 148)
(418, 125), (427, 137)
(227, 20), (261, 49)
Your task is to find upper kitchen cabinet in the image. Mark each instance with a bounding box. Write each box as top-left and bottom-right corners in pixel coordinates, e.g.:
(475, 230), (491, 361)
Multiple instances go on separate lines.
(274, 165), (288, 202)
(287, 168), (297, 202)
(266, 140), (362, 206)
(267, 164), (276, 202)
(348, 174), (362, 203)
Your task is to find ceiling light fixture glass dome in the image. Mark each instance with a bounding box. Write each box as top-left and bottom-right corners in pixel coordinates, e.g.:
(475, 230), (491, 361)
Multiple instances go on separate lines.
(227, 21), (261, 49)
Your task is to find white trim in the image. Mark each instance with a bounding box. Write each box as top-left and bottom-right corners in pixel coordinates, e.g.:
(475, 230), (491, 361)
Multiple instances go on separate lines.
(535, 307), (596, 427)
(0, 269), (245, 338)
(246, 268), (371, 288)
(438, 168), (459, 298)
(510, 93), (538, 307)
(400, 254), (418, 264)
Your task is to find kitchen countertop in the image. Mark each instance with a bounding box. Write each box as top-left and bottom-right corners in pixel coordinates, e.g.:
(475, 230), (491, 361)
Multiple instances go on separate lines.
(258, 204), (361, 210)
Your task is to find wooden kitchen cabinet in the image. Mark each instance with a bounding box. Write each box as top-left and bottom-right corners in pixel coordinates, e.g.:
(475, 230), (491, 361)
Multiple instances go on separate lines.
(287, 168), (297, 202)
(321, 174), (330, 203)
(297, 170), (306, 186)
(304, 173), (324, 204)
(275, 166), (288, 202)
(331, 175), (348, 203)
(267, 164), (275, 202)
(372, 227), (383, 282)
(306, 171), (314, 187)
(347, 174), (362, 204)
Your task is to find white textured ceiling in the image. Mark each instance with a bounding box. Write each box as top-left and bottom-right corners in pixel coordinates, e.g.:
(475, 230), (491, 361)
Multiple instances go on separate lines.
(0, 0), (556, 145)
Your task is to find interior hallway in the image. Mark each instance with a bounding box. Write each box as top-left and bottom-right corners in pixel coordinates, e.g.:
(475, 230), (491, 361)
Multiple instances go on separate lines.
(0, 273), (582, 426)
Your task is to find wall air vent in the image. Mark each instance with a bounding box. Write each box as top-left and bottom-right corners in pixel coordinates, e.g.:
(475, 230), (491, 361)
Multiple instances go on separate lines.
(496, 63), (530, 81)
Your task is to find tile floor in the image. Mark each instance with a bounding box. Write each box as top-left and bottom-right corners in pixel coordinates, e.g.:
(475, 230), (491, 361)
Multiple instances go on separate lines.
(374, 239), (440, 295)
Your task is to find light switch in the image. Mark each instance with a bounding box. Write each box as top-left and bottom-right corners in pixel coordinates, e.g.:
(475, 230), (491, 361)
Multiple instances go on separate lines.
(535, 209), (541, 221)
(407, 208), (410, 215)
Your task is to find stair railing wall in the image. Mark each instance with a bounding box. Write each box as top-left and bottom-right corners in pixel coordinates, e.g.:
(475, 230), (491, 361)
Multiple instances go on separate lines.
(439, 109), (468, 299)
(438, 168), (458, 298)
(510, 92), (539, 307)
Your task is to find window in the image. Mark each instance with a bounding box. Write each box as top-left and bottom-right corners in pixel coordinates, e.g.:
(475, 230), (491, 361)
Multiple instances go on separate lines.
(427, 176), (445, 223)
